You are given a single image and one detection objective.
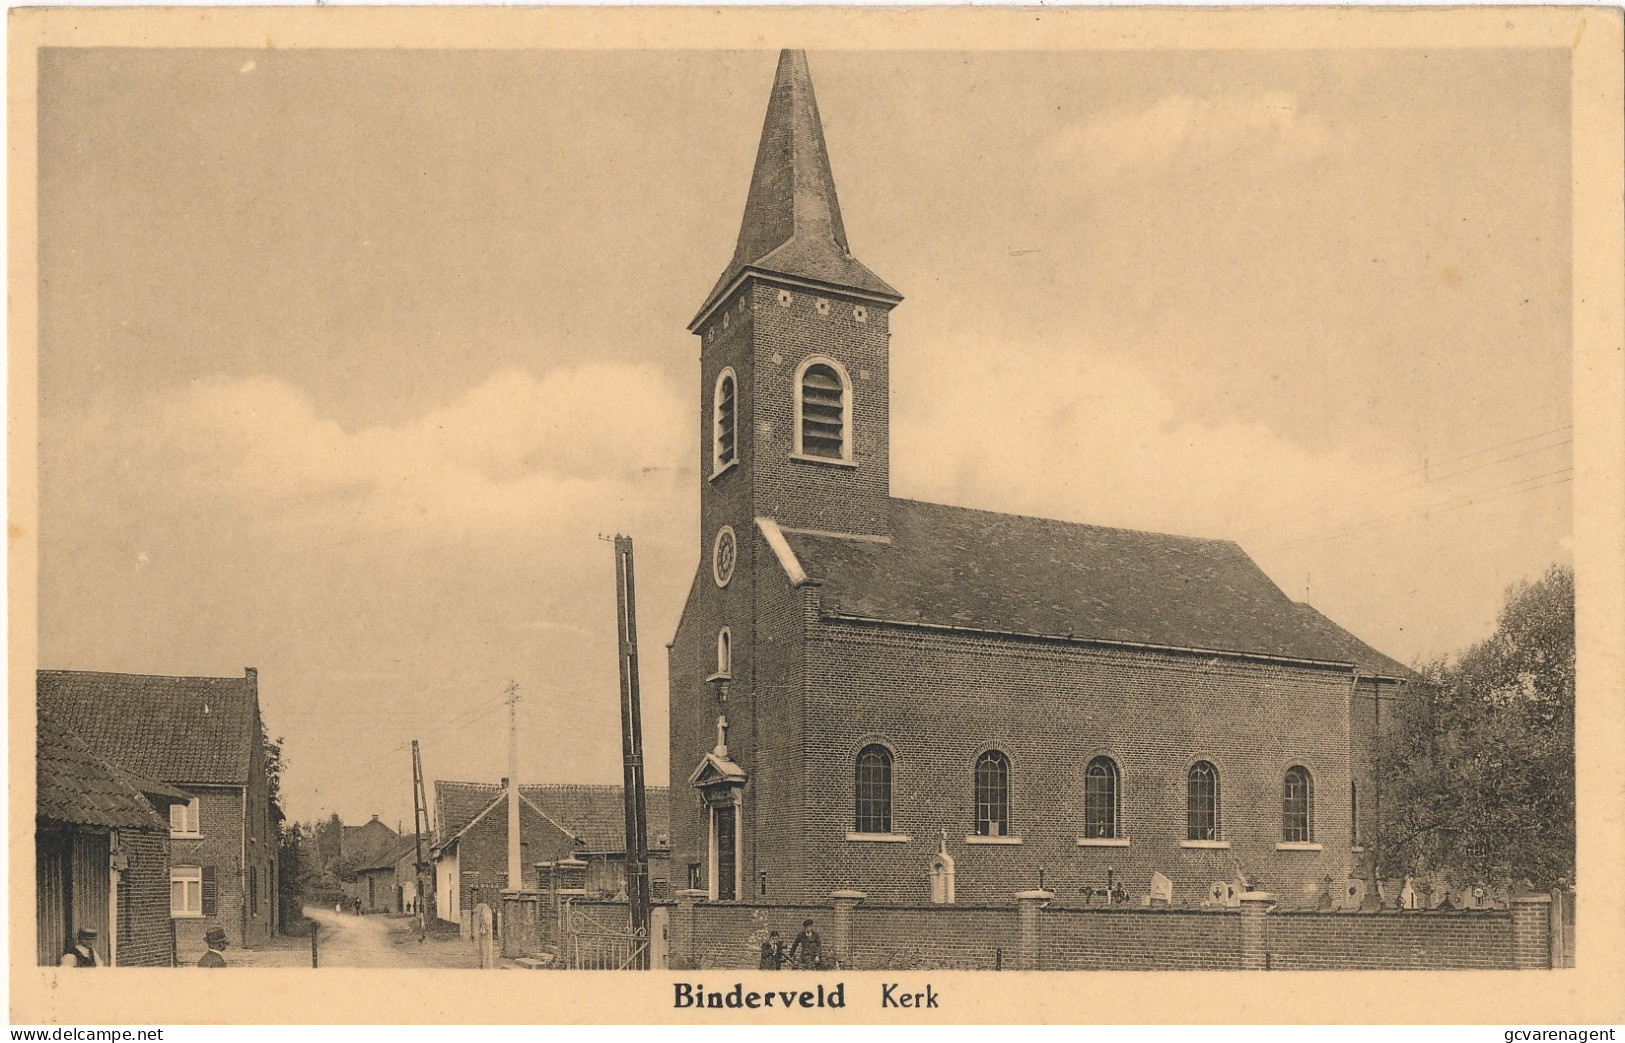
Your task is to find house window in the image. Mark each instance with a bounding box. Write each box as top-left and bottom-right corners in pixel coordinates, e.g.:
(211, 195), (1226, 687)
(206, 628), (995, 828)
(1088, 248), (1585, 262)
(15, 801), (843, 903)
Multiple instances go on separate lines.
(1283, 766), (1315, 843)
(713, 368), (738, 474)
(249, 865), (259, 916)
(170, 798), (200, 836)
(1187, 761), (1220, 841)
(974, 750), (1011, 837)
(1350, 781), (1359, 846)
(716, 627), (731, 678)
(1083, 756), (1119, 839)
(795, 358), (851, 461)
(171, 866), (202, 918)
(854, 744), (893, 834)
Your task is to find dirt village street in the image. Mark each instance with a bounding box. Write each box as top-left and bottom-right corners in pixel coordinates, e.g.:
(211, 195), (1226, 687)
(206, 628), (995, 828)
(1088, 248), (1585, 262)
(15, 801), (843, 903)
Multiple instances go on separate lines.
(227, 906), (480, 969)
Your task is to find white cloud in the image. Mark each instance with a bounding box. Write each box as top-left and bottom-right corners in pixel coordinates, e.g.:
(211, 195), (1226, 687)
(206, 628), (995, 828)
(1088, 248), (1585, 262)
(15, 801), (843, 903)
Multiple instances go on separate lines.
(893, 336), (1388, 543)
(1045, 92), (1334, 187)
(146, 364), (692, 538)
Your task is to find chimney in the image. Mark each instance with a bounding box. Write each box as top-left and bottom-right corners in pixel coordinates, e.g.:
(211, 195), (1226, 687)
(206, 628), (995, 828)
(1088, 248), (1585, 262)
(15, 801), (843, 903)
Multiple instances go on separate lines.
(370, 814), (380, 823)
(500, 777), (510, 790)
(245, 667), (257, 685)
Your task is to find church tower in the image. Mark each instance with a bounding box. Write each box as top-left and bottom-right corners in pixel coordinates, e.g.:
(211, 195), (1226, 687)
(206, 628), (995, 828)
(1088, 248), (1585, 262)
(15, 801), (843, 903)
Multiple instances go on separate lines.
(689, 48), (902, 548)
(671, 50), (900, 903)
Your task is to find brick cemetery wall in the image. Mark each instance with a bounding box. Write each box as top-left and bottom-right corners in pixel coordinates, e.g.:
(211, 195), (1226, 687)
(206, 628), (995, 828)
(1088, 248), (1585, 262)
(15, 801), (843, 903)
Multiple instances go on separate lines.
(568, 891), (1551, 971)
(1264, 909), (1517, 970)
(849, 905), (1019, 970)
(1039, 906), (1241, 971)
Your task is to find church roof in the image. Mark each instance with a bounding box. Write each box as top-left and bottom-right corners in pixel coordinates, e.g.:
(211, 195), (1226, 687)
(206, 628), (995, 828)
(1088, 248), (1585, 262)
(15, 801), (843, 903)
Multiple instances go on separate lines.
(691, 50), (899, 330)
(774, 499), (1414, 679)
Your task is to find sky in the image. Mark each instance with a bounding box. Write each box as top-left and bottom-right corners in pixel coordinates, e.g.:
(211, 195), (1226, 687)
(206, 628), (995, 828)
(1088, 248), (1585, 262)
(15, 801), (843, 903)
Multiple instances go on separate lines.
(35, 48), (1571, 829)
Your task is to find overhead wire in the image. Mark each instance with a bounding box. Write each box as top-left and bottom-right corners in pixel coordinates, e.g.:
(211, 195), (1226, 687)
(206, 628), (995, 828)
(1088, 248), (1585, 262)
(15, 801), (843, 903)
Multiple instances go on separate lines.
(1262, 467), (1572, 551)
(1239, 427), (1571, 538)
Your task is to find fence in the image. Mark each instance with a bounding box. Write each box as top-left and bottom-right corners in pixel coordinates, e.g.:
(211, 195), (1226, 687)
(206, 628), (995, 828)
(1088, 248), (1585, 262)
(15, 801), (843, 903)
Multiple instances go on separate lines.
(502, 888), (1564, 971)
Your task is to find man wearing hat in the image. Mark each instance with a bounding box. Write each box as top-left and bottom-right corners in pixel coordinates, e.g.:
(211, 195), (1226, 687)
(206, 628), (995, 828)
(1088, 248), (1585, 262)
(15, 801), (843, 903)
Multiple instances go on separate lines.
(59, 927), (101, 967)
(197, 927), (229, 968)
(788, 918), (822, 970)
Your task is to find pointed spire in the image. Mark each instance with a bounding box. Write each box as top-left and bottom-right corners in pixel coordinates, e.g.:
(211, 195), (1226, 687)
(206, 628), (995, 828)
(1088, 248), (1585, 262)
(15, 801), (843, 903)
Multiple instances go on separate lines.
(692, 50), (899, 329)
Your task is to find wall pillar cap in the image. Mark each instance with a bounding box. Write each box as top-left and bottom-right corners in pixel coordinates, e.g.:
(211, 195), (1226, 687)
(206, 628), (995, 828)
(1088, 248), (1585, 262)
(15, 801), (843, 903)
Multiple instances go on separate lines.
(830, 889), (868, 901)
(1014, 889), (1055, 901)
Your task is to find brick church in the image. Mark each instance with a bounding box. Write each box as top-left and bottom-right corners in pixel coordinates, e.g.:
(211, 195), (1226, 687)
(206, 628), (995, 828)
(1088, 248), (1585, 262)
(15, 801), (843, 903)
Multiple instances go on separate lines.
(669, 51), (1413, 908)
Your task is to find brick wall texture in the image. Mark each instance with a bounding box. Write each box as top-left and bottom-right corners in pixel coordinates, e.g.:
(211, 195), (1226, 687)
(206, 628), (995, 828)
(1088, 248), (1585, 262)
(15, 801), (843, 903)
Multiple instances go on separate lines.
(671, 272), (1372, 911)
(169, 787), (244, 956)
(116, 829), (173, 966)
(1266, 909), (1517, 970)
(1040, 907), (1241, 970)
(449, 799), (578, 915)
(169, 784), (279, 961)
(850, 906), (1019, 970)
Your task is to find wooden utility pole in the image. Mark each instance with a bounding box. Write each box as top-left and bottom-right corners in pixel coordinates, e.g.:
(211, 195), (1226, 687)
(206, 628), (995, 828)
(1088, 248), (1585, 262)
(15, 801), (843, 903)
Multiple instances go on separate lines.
(614, 535), (652, 967)
(411, 739), (431, 937)
(505, 682), (523, 893)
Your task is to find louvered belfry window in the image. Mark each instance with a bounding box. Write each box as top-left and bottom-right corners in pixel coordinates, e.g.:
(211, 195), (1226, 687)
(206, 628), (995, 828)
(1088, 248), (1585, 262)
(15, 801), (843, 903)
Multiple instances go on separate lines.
(799, 362), (847, 459)
(713, 369), (738, 472)
(975, 750), (1011, 837)
(854, 744), (893, 834)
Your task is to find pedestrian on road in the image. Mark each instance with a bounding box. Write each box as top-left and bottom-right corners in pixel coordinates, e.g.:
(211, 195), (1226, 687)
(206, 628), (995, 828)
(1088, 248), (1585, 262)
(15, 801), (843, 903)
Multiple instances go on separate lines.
(758, 930), (784, 970)
(59, 927), (101, 967)
(197, 927), (229, 968)
(352, 897), (362, 916)
(788, 919), (822, 970)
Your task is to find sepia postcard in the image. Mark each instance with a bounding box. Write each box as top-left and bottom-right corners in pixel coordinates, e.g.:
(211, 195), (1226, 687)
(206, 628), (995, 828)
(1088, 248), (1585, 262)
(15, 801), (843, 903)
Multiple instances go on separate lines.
(9, 4), (1624, 1026)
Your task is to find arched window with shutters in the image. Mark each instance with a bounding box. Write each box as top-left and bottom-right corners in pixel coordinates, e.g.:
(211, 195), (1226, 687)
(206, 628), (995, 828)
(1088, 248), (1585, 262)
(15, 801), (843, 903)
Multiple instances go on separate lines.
(1283, 765), (1314, 842)
(854, 744), (893, 834)
(974, 750), (1011, 837)
(1187, 761), (1220, 841)
(713, 368), (738, 475)
(1083, 756), (1120, 839)
(794, 357), (852, 462)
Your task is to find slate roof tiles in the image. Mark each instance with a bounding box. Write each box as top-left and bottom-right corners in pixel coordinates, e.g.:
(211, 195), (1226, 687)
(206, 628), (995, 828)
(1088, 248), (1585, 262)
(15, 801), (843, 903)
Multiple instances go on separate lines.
(778, 498), (1414, 679)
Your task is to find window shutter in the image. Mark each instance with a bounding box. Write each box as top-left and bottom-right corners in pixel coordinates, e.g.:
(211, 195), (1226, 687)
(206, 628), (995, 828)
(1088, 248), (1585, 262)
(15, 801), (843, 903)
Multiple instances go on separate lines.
(201, 866), (218, 917)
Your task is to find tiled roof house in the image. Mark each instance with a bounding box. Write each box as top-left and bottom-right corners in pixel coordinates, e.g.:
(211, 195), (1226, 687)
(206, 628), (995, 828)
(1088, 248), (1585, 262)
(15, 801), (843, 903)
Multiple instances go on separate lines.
(431, 781), (672, 922)
(37, 668), (281, 953)
(35, 706), (190, 966)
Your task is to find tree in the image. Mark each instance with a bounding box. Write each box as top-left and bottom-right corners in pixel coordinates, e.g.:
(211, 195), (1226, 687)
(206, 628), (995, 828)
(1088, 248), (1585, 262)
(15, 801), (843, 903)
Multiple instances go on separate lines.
(315, 812), (344, 872)
(1377, 563), (1574, 891)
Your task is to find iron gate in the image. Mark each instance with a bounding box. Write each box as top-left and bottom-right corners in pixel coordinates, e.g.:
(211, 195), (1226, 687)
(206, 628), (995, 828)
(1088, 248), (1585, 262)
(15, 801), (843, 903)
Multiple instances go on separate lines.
(560, 899), (649, 970)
